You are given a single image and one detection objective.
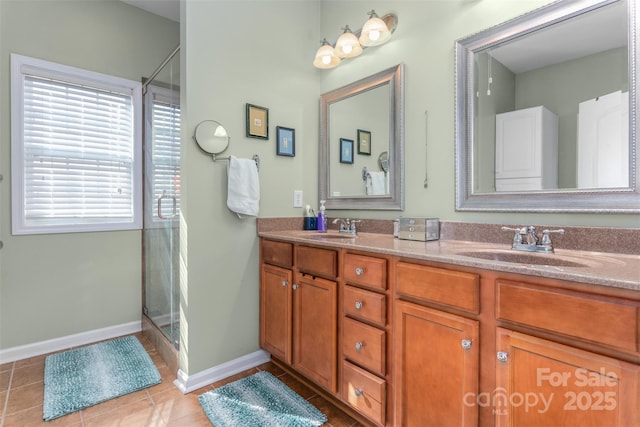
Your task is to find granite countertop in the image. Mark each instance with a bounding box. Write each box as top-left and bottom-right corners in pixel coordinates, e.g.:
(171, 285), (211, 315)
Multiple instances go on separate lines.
(258, 230), (640, 292)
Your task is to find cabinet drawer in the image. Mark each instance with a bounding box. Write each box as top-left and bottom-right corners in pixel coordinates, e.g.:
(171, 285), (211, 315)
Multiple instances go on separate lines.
(497, 280), (640, 353)
(343, 285), (386, 327)
(396, 262), (479, 314)
(296, 245), (337, 278)
(342, 317), (385, 376)
(344, 253), (387, 291)
(342, 360), (386, 426)
(261, 240), (293, 268)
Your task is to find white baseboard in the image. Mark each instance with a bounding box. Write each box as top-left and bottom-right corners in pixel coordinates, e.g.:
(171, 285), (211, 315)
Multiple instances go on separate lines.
(0, 320), (142, 364)
(174, 349), (271, 394)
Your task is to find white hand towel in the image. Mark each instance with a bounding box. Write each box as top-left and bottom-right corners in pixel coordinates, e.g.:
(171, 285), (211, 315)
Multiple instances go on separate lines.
(367, 171), (387, 195)
(227, 156), (260, 217)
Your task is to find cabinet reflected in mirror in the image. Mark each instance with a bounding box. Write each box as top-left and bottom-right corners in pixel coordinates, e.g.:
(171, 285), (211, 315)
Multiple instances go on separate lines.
(455, 0), (639, 212)
(320, 64), (404, 210)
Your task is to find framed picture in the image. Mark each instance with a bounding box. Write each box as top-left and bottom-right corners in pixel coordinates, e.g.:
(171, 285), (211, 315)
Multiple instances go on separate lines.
(246, 103), (269, 139)
(276, 126), (295, 157)
(340, 138), (354, 164)
(357, 129), (371, 155)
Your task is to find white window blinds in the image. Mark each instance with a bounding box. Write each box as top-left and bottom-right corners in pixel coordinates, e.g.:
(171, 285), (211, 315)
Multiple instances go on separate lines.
(11, 54), (142, 234)
(150, 92), (181, 220)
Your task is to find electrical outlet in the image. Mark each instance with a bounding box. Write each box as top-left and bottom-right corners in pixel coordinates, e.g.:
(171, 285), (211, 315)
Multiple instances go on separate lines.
(293, 190), (303, 208)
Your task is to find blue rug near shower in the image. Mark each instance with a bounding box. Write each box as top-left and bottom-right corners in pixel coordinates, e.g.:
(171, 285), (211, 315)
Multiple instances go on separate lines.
(199, 371), (327, 427)
(43, 335), (161, 421)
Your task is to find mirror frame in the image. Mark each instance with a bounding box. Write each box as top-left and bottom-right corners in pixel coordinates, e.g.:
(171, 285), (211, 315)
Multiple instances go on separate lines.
(455, 0), (640, 213)
(320, 64), (405, 210)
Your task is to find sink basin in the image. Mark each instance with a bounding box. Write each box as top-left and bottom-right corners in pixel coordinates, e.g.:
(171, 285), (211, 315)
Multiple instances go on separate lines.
(457, 250), (592, 268)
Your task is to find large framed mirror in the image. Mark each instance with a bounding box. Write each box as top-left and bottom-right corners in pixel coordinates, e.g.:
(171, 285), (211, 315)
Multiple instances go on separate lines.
(455, 0), (639, 213)
(320, 64), (404, 210)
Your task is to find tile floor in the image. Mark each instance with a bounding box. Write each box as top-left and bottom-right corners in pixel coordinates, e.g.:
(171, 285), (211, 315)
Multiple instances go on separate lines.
(0, 333), (362, 427)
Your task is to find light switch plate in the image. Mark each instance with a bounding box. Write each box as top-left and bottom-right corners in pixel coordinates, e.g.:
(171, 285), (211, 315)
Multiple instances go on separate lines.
(293, 190), (303, 208)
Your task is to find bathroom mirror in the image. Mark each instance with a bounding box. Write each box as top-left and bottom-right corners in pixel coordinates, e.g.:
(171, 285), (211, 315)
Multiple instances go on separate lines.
(193, 120), (229, 155)
(320, 64), (404, 210)
(455, 0), (640, 212)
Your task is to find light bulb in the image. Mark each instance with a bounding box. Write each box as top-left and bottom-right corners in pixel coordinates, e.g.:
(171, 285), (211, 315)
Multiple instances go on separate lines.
(322, 55), (331, 65)
(369, 30), (380, 41)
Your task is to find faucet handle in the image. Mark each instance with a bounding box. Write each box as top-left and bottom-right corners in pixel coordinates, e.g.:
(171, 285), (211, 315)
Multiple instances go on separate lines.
(501, 226), (525, 245)
(541, 228), (565, 247)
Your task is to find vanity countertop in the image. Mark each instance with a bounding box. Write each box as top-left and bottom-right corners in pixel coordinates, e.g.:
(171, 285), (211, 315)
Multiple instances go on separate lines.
(258, 230), (640, 292)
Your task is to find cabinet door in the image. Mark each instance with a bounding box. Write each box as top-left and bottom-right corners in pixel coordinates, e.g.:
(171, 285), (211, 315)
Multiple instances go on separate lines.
(293, 273), (338, 393)
(496, 328), (640, 427)
(394, 300), (479, 427)
(260, 264), (292, 364)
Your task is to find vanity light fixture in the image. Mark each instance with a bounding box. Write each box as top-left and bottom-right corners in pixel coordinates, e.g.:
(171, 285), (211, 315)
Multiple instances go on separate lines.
(313, 38), (341, 69)
(359, 10), (392, 46)
(335, 25), (363, 58)
(314, 10), (397, 69)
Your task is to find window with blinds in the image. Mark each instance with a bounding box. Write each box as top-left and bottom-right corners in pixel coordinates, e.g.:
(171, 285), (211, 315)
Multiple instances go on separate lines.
(11, 54), (142, 235)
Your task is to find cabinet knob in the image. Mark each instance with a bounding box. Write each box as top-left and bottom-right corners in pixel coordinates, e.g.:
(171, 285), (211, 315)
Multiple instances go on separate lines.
(354, 388), (364, 397)
(292, 284), (299, 290)
(355, 267), (364, 276)
(355, 341), (364, 351)
(497, 351), (508, 363)
(461, 339), (472, 350)
(281, 280), (288, 287)
(354, 301), (363, 310)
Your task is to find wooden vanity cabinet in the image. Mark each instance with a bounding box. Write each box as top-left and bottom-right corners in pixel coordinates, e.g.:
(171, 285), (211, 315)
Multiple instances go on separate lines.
(494, 278), (640, 427)
(495, 327), (640, 427)
(340, 252), (390, 426)
(260, 240), (339, 394)
(260, 240), (294, 364)
(260, 237), (640, 427)
(394, 261), (481, 427)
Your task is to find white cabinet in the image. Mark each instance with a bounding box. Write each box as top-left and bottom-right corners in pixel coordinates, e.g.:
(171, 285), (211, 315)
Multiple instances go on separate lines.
(495, 106), (558, 191)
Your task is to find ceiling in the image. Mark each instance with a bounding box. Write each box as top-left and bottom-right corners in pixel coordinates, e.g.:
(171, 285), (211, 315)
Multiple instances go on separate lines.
(120, 0), (180, 22)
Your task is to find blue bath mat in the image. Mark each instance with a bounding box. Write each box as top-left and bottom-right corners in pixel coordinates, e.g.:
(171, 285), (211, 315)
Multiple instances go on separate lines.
(43, 335), (161, 421)
(198, 371), (327, 427)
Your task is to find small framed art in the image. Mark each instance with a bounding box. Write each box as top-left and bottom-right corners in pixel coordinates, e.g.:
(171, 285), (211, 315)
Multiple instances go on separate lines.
(276, 126), (295, 157)
(246, 103), (269, 139)
(340, 138), (354, 164)
(357, 129), (371, 155)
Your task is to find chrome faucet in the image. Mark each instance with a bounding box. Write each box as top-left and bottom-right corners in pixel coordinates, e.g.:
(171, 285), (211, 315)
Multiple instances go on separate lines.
(333, 218), (361, 235)
(501, 226), (564, 253)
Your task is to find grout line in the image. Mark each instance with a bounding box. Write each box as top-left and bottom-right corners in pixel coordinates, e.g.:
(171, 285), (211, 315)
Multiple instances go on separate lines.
(0, 362), (15, 427)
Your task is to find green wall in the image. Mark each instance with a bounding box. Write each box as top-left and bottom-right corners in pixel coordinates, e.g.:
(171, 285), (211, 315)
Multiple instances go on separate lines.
(0, 0), (179, 349)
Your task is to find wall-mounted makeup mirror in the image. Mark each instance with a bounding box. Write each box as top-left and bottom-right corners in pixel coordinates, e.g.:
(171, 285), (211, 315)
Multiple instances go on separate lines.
(455, 0), (639, 213)
(320, 64), (404, 210)
(193, 120), (229, 156)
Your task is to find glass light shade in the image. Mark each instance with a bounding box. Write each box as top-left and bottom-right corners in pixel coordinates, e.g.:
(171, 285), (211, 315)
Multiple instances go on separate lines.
(359, 11), (392, 47)
(313, 40), (341, 69)
(335, 27), (363, 59)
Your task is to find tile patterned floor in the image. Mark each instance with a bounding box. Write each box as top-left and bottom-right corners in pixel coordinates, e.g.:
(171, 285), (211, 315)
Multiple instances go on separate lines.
(0, 333), (362, 427)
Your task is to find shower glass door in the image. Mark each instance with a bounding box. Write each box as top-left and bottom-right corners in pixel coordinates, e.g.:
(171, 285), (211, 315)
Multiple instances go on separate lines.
(143, 47), (180, 349)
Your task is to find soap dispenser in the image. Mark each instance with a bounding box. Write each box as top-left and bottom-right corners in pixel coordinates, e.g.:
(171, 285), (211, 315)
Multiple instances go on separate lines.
(303, 205), (317, 230)
(317, 200), (327, 232)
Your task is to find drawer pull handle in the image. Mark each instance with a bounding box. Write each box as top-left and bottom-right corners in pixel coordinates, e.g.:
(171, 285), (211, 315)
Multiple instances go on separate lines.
(281, 280), (288, 287)
(461, 339), (472, 350)
(354, 388), (364, 397)
(354, 301), (363, 310)
(355, 341), (364, 351)
(355, 267), (364, 276)
(497, 351), (508, 363)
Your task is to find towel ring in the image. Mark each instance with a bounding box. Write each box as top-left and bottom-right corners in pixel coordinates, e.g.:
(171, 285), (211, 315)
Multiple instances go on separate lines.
(193, 120), (229, 156)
